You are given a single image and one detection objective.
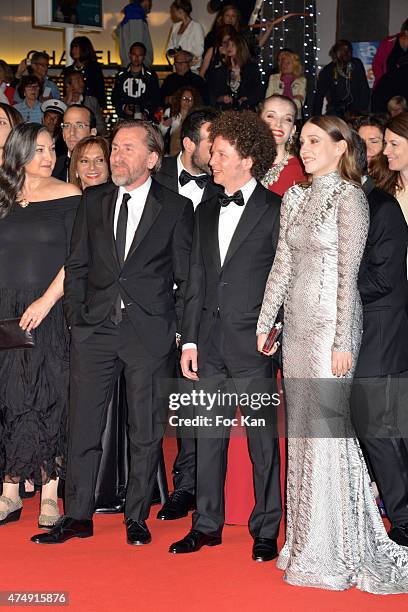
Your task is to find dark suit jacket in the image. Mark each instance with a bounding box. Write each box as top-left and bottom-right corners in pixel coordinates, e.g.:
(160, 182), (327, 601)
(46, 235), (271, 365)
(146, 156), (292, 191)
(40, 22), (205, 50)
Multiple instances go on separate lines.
(355, 178), (408, 377)
(63, 179), (194, 357)
(155, 155), (221, 204)
(181, 182), (281, 369)
(52, 154), (70, 182)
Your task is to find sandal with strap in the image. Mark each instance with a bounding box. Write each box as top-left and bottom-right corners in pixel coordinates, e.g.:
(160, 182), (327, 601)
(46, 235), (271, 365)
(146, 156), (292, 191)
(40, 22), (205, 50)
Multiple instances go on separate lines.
(38, 498), (60, 530)
(0, 495), (22, 526)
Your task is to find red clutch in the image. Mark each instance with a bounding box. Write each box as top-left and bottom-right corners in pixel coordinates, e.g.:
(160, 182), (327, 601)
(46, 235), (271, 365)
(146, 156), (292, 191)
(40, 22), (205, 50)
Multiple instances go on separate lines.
(262, 322), (283, 354)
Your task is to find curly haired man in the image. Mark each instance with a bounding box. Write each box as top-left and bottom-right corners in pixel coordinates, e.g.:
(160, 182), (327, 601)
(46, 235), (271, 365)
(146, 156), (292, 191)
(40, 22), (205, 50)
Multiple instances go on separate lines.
(169, 111), (283, 561)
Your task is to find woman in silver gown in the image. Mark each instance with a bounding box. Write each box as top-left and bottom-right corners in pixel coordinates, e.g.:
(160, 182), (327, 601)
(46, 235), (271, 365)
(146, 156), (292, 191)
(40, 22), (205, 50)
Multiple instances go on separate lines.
(257, 115), (408, 594)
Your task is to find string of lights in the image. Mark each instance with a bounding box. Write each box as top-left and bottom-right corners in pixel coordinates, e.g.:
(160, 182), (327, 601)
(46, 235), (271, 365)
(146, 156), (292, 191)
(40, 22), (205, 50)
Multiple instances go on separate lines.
(257, 0), (320, 115)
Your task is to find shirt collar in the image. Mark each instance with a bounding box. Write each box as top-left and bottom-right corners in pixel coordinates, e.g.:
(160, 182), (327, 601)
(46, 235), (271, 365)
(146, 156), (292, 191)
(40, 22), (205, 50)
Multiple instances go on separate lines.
(225, 177), (257, 204)
(119, 176), (152, 201)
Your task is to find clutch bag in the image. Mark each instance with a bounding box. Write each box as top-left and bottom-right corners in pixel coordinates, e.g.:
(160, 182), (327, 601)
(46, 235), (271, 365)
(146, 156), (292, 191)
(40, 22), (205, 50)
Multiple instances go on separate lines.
(262, 322), (283, 354)
(0, 317), (35, 351)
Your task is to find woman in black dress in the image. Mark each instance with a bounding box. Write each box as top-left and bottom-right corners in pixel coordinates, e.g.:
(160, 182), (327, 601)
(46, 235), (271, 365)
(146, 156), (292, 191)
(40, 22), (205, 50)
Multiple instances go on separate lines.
(0, 123), (81, 528)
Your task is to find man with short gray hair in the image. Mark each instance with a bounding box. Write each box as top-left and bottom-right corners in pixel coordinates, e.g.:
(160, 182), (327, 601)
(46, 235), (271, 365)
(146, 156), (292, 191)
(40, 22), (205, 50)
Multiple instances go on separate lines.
(31, 119), (194, 546)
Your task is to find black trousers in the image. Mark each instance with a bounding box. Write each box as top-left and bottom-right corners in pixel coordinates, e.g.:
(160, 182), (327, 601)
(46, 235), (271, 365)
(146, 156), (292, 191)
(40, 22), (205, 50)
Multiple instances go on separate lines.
(191, 318), (282, 538)
(352, 370), (408, 526)
(65, 314), (175, 521)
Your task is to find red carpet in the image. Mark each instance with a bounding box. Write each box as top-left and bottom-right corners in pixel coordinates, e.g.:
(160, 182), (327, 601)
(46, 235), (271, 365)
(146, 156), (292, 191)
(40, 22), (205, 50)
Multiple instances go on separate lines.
(2, 439), (406, 612)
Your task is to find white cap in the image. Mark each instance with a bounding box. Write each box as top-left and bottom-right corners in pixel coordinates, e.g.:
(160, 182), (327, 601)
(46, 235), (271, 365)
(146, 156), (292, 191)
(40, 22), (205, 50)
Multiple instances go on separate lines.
(41, 98), (67, 115)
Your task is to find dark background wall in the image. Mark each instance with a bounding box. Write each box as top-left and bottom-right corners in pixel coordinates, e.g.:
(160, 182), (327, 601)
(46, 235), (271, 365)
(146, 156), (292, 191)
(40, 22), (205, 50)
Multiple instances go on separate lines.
(337, 0), (390, 41)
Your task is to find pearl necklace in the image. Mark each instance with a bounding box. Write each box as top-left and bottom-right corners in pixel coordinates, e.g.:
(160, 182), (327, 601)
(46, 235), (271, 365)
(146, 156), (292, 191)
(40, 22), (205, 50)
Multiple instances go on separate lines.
(261, 151), (289, 188)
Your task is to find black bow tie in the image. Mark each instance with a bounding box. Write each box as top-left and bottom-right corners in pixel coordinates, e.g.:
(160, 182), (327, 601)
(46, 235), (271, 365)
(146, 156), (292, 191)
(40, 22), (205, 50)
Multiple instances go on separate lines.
(218, 190), (245, 207)
(179, 169), (209, 189)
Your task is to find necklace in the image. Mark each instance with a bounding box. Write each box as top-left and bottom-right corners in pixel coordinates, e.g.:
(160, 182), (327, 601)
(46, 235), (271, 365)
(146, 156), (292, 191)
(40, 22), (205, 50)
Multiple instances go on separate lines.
(18, 193), (30, 208)
(261, 151), (289, 188)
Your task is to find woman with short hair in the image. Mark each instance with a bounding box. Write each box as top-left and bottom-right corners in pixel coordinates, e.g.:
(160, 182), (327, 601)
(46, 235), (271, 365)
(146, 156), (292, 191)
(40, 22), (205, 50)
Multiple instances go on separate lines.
(265, 52), (306, 119)
(14, 75), (43, 123)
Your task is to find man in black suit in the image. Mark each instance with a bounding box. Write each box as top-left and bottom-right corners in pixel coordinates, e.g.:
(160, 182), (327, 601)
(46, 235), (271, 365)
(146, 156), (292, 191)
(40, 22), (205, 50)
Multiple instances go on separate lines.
(32, 119), (194, 545)
(155, 107), (220, 521)
(351, 133), (408, 546)
(52, 104), (97, 181)
(169, 111), (282, 561)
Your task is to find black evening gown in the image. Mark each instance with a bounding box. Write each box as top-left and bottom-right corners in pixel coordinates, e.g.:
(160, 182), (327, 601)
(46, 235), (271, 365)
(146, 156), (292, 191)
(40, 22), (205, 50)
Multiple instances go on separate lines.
(0, 196), (80, 485)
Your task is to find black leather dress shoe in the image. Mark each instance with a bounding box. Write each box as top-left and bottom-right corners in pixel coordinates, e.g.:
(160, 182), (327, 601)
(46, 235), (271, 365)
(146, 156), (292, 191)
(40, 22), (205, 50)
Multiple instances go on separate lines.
(252, 537), (278, 562)
(388, 523), (408, 547)
(94, 502), (124, 514)
(125, 518), (151, 545)
(31, 516), (93, 544)
(169, 530), (221, 554)
(157, 490), (195, 520)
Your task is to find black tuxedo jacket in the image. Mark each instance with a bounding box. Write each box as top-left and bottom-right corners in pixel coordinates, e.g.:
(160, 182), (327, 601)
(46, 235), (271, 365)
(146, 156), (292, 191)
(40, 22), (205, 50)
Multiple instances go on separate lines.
(155, 155), (221, 204)
(52, 154), (70, 182)
(355, 178), (408, 377)
(181, 182), (281, 369)
(63, 179), (194, 357)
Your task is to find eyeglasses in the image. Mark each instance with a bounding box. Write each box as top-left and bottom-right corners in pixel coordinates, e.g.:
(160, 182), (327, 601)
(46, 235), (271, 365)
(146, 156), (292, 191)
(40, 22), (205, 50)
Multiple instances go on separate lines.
(25, 84), (40, 89)
(61, 122), (90, 130)
(181, 96), (193, 102)
(32, 62), (49, 68)
(174, 60), (189, 64)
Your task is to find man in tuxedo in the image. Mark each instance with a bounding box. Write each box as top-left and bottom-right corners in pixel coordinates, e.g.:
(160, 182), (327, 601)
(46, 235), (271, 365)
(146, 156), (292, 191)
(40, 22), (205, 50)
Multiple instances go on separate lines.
(169, 111), (282, 561)
(155, 107), (220, 521)
(52, 104), (97, 181)
(31, 119), (194, 545)
(351, 133), (408, 546)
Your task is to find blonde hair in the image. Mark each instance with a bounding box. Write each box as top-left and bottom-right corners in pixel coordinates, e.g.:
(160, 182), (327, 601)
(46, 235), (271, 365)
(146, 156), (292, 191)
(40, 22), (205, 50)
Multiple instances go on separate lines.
(279, 51), (303, 79)
(387, 95), (408, 112)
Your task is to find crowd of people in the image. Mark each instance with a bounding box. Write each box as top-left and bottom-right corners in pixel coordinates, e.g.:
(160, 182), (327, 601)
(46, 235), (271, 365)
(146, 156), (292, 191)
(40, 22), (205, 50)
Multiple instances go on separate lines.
(1, 0), (408, 597)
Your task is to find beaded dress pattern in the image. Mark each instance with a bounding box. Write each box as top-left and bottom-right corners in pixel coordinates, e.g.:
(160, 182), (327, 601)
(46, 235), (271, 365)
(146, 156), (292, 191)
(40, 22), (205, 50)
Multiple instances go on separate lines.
(257, 171), (408, 594)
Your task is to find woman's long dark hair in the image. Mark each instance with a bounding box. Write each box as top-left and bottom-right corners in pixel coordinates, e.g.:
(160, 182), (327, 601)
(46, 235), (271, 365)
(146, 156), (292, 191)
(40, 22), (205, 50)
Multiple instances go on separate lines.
(0, 103), (23, 132)
(374, 112), (408, 195)
(0, 122), (48, 218)
(70, 36), (97, 64)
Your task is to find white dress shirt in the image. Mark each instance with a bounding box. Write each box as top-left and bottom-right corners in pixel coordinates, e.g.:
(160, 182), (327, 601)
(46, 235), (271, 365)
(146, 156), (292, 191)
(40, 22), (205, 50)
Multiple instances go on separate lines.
(183, 177), (257, 350)
(114, 177), (152, 307)
(177, 153), (206, 210)
(218, 177), (257, 266)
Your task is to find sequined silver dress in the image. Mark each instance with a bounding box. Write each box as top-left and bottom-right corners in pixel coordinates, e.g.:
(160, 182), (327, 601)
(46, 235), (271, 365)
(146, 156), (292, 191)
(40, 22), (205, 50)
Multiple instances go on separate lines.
(257, 172), (408, 594)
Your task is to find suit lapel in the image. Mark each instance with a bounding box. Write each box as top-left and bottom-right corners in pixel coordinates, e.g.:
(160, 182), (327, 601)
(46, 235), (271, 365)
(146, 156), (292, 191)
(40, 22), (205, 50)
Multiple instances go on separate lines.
(101, 185), (120, 269)
(158, 156), (179, 193)
(124, 181), (162, 264)
(201, 181), (222, 204)
(221, 183), (269, 270)
(202, 195), (222, 273)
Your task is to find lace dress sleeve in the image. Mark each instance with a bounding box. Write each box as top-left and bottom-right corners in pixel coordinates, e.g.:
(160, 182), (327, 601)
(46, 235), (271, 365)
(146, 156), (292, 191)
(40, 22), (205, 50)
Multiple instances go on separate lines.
(257, 188), (296, 334)
(332, 184), (369, 352)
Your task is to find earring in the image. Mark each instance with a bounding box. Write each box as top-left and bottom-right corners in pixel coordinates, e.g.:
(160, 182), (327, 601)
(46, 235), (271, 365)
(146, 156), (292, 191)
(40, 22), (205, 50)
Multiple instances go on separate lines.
(75, 172), (79, 178)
